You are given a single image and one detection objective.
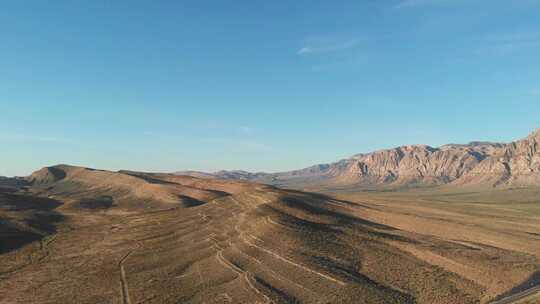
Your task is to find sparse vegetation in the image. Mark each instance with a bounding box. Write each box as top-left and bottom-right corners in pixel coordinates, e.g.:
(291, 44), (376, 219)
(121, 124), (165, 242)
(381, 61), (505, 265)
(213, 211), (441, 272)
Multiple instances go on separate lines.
(1, 167), (539, 303)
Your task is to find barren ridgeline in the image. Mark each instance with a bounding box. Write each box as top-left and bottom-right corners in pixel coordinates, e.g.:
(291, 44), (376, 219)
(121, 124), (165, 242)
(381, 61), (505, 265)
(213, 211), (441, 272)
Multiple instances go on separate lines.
(4, 1), (540, 302)
(184, 128), (540, 191)
(1, 164), (540, 303)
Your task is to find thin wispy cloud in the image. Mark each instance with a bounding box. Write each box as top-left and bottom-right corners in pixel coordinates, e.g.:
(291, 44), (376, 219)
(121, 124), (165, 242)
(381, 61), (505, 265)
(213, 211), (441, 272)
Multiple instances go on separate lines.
(297, 35), (366, 72)
(297, 37), (362, 55)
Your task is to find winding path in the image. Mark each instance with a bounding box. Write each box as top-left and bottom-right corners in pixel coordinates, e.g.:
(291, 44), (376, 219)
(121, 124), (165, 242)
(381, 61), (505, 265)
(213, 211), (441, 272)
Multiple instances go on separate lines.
(119, 251), (134, 304)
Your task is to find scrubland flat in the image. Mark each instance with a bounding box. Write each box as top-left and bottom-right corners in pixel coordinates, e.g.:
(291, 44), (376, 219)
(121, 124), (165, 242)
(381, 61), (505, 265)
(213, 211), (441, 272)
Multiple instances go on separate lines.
(1, 165), (539, 304)
(4, 2), (540, 303)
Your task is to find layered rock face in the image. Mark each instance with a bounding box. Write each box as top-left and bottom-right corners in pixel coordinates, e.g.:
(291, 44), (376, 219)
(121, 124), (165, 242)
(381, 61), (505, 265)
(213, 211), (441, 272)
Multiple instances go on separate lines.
(301, 142), (502, 187)
(348, 145), (480, 183)
(198, 129), (540, 189)
(456, 129), (540, 187)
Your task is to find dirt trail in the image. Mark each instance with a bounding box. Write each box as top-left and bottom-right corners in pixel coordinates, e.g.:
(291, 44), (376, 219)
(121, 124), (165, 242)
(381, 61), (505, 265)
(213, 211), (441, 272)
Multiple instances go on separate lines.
(215, 246), (273, 303)
(119, 251), (134, 304)
(244, 272), (274, 304)
(216, 250), (242, 275)
(390, 241), (478, 284)
(242, 234), (347, 286)
(198, 196), (273, 303)
(266, 216), (296, 232)
(230, 242), (318, 296)
(231, 194), (346, 287)
(5, 180), (537, 304)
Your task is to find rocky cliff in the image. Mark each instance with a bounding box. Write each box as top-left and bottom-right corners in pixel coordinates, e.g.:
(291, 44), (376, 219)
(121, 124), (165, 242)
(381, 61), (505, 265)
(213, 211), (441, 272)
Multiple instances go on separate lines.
(190, 129), (540, 189)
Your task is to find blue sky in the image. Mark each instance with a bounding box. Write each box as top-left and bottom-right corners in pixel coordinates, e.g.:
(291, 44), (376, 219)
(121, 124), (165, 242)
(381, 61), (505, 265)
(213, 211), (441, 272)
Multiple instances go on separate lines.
(1, 0), (540, 176)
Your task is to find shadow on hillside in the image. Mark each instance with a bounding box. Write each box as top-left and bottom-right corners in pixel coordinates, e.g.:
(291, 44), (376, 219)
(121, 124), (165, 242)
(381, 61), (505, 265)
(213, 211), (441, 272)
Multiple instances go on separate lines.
(0, 191), (64, 254)
(495, 271), (540, 301)
(76, 196), (114, 209)
(178, 195), (206, 207)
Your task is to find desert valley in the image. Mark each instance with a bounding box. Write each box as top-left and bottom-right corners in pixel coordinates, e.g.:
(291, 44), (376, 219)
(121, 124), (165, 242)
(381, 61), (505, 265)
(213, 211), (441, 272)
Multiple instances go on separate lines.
(1, 129), (540, 304)
(4, 2), (540, 303)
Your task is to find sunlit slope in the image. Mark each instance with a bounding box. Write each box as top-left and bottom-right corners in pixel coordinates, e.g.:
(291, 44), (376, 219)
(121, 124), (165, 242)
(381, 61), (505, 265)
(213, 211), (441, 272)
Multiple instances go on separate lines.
(4, 181), (537, 303)
(2, 166), (539, 303)
(26, 165), (253, 209)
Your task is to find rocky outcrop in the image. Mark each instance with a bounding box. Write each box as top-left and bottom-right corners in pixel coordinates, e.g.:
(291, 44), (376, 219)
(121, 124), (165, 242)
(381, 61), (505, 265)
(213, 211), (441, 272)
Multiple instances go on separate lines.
(26, 165), (68, 185)
(456, 129), (540, 187)
(189, 128), (540, 189)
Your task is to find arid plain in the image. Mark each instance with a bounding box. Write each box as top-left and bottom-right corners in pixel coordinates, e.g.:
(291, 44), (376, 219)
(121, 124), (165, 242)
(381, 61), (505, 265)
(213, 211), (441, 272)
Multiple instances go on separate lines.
(4, 1), (540, 303)
(1, 162), (540, 304)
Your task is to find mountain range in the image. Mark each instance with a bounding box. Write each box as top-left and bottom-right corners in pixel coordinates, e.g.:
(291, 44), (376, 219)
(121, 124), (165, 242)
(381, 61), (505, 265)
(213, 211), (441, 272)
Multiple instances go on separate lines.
(177, 128), (540, 190)
(2, 130), (540, 304)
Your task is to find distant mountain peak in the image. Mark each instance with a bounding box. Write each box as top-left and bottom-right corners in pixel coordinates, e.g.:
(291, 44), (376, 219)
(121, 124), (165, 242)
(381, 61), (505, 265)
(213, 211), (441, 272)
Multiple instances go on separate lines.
(181, 127), (540, 190)
(527, 128), (540, 140)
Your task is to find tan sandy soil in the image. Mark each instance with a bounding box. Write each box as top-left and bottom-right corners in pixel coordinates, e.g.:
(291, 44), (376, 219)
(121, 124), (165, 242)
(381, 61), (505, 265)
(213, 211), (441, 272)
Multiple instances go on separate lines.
(1, 167), (539, 303)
